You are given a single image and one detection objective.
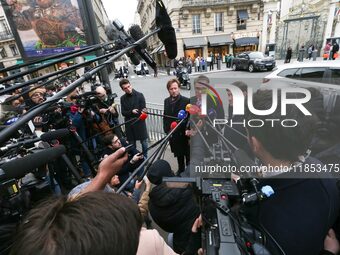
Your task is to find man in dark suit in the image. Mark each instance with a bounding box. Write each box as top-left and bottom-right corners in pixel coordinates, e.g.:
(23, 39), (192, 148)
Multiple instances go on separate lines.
(163, 78), (190, 174)
(119, 79), (148, 157)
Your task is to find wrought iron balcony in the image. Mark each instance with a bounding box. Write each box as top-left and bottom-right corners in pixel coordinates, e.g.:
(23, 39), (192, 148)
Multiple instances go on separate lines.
(0, 31), (13, 41)
(182, 0), (257, 6)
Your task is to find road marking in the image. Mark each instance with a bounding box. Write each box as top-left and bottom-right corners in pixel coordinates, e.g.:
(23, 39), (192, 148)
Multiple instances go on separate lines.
(130, 76), (135, 78)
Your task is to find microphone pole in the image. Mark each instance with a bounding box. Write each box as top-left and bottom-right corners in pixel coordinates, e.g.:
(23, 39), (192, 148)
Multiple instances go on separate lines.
(117, 117), (185, 193)
(0, 28), (160, 145)
(0, 48), (121, 96)
(0, 43), (111, 84)
(4, 69), (75, 104)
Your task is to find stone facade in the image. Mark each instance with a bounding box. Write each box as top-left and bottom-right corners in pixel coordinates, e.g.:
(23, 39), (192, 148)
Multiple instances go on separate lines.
(276, 0), (340, 59)
(138, 0), (280, 66)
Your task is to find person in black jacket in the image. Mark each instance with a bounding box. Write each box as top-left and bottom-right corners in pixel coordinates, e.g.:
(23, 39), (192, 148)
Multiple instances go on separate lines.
(243, 89), (340, 255)
(147, 160), (200, 254)
(101, 133), (143, 190)
(163, 78), (190, 174)
(119, 79), (148, 157)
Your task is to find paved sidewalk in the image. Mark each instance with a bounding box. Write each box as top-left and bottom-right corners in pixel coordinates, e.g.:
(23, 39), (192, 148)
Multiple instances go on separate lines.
(157, 56), (337, 76)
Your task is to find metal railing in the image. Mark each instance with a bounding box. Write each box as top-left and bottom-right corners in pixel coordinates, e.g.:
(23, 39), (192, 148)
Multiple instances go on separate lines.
(116, 102), (166, 141)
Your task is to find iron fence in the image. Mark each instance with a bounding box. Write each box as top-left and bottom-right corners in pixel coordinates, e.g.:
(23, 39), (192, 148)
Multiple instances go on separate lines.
(116, 102), (166, 141)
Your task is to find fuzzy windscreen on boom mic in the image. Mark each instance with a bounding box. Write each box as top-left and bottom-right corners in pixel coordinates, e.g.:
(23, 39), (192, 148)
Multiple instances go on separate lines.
(155, 0), (177, 59)
(128, 25), (148, 49)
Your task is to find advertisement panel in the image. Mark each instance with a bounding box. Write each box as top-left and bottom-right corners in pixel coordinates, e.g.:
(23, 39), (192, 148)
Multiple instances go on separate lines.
(1, 0), (87, 58)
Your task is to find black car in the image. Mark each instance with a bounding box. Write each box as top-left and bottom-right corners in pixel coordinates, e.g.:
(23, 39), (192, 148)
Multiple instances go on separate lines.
(232, 51), (276, 72)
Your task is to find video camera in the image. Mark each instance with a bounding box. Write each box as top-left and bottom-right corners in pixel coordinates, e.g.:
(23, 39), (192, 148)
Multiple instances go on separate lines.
(163, 170), (273, 255)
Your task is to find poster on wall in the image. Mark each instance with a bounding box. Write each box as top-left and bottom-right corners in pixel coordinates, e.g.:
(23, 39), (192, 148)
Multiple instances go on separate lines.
(1, 0), (87, 59)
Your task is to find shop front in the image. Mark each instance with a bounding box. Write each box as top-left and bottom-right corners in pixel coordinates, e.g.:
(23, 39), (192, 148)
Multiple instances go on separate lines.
(207, 34), (233, 62)
(183, 37), (206, 61)
(233, 37), (259, 55)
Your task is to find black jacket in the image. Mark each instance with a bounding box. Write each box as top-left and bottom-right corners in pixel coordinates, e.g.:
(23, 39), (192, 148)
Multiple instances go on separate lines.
(149, 184), (200, 253)
(163, 95), (190, 156)
(243, 157), (340, 255)
(120, 89), (148, 141)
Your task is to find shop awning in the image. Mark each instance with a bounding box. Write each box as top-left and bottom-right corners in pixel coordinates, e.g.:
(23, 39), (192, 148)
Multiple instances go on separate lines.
(183, 37), (206, 49)
(84, 55), (97, 61)
(151, 44), (163, 54)
(237, 10), (249, 20)
(235, 37), (259, 46)
(208, 34), (233, 46)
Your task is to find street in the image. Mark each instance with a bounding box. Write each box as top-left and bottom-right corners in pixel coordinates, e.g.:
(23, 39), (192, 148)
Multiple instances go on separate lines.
(109, 67), (273, 107)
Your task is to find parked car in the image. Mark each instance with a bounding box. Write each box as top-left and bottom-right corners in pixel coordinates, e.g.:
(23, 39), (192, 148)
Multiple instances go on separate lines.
(261, 61), (340, 109)
(134, 62), (149, 75)
(232, 51), (276, 72)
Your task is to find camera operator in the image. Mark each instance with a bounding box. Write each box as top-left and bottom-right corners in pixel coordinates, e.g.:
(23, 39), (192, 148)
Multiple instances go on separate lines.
(94, 86), (123, 138)
(242, 89), (340, 255)
(101, 133), (143, 191)
(147, 159), (200, 254)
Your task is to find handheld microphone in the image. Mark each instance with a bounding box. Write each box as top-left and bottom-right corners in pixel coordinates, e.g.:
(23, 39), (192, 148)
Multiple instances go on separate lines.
(0, 145), (66, 181)
(128, 25), (157, 70)
(156, 0), (177, 59)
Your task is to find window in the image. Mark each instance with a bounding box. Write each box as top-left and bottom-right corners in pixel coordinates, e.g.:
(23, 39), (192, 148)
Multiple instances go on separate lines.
(329, 68), (340, 85)
(237, 10), (248, 30)
(278, 68), (299, 78)
(192, 14), (201, 34)
(9, 45), (18, 56)
(214, 12), (223, 32)
(0, 47), (7, 58)
(300, 67), (326, 82)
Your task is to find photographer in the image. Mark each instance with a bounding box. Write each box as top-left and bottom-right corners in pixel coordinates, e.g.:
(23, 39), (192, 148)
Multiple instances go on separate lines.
(94, 86), (123, 138)
(242, 89), (340, 255)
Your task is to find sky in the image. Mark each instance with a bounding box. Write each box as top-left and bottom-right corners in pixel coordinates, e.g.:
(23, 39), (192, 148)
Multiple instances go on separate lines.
(102, 0), (138, 29)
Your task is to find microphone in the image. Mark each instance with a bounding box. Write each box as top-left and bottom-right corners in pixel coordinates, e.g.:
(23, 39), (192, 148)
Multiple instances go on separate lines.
(40, 128), (70, 142)
(0, 129), (70, 152)
(0, 145), (66, 181)
(128, 25), (157, 70)
(105, 23), (140, 66)
(155, 0), (177, 59)
(70, 91), (98, 100)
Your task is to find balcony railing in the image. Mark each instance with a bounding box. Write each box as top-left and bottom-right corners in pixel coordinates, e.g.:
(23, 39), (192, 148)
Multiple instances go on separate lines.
(182, 0), (257, 6)
(0, 31), (13, 41)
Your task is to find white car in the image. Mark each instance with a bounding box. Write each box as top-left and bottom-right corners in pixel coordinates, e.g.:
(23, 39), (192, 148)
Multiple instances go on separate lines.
(134, 62), (149, 75)
(261, 61), (340, 111)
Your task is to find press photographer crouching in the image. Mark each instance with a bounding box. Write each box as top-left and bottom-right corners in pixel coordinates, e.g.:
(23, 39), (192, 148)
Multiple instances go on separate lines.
(241, 89), (340, 255)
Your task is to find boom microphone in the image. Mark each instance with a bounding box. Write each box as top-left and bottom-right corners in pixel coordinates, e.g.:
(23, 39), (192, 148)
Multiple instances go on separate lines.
(40, 128), (70, 142)
(0, 145), (66, 181)
(155, 0), (177, 59)
(128, 25), (157, 70)
(0, 129), (71, 152)
(105, 23), (140, 66)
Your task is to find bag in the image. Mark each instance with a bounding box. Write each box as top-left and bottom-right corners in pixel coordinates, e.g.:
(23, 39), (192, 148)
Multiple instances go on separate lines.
(323, 53), (329, 59)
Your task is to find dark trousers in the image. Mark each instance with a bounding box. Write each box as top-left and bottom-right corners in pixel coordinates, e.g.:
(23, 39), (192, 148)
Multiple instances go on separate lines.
(177, 153), (190, 175)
